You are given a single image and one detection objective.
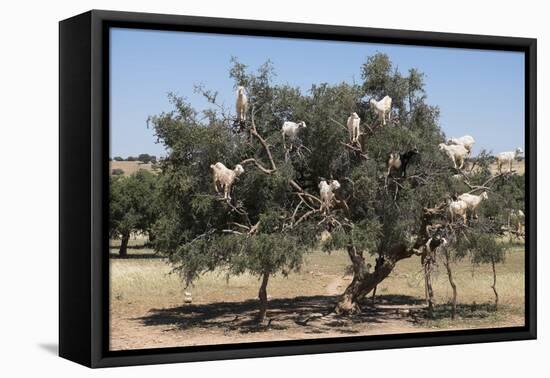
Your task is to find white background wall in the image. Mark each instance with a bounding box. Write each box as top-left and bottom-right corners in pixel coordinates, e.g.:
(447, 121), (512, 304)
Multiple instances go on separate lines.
(0, 0), (546, 376)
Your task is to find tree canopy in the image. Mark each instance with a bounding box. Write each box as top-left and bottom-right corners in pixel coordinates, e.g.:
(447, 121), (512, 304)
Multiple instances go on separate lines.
(148, 53), (523, 321)
(110, 169), (158, 256)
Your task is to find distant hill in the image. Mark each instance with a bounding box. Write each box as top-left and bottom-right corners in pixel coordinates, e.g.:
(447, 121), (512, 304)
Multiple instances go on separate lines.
(110, 161), (157, 176)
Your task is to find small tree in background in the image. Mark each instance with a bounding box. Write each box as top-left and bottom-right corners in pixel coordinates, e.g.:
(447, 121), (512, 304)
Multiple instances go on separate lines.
(113, 156), (124, 161)
(110, 170), (158, 257)
(138, 153), (157, 164)
(111, 168), (124, 176)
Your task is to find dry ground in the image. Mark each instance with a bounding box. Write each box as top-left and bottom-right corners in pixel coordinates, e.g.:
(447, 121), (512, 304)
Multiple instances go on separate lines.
(110, 161), (157, 176)
(487, 160), (524, 175)
(109, 243), (525, 351)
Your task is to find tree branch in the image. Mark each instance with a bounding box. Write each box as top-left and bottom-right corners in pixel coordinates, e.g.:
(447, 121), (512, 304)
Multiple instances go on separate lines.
(239, 158), (276, 174)
(249, 106), (277, 172)
(339, 142), (369, 160)
(463, 171), (510, 194)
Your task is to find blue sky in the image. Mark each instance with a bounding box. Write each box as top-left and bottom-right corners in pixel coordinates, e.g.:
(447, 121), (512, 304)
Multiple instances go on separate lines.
(110, 28), (525, 158)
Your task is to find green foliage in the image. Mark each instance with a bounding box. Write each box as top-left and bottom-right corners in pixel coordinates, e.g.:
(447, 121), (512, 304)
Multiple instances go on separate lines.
(148, 52), (523, 301)
(111, 168), (124, 176)
(447, 150), (523, 265)
(113, 156), (124, 161)
(110, 170), (159, 239)
(138, 153), (157, 163)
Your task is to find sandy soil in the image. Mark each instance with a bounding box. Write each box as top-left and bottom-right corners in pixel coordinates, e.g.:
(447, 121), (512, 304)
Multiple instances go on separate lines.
(110, 272), (524, 351)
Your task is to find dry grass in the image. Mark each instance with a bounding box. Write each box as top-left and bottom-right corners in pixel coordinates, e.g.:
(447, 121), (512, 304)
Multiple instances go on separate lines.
(377, 245), (524, 308)
(110, 161), (157, 176)
(109, 243), (525, 350)
(109, 249), (348, 306)
(110, 244), (524, 316)
(487, 160), (525, 175)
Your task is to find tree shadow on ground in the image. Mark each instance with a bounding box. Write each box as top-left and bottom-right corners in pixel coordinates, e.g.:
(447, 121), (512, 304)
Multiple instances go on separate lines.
(109, 251), (162, 259)
(413, 302), (499, 324)
(137, 294), (425, 335)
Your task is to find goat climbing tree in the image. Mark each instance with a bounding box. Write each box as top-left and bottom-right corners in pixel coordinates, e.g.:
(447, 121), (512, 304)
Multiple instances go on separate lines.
(150, 53), (522, 321)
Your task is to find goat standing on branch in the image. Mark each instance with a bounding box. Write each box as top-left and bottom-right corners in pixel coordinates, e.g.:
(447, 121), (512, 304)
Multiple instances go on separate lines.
(496, 148), (523, 173)
(210, 162), (245, 200)
(458, 192), (489, 220)
(386, 148), (420, 179)
(439, 143), (468, 170)
(448, 199), (468, 224)
(235, 86), (248, 124)
(369, 95), (392, 125)
(347, 112), (361, 144)
(281, 121), (307, 151)
(448, 135), (475, 157)
(509, 209), (525, 236)
(319, 179), (341, 215)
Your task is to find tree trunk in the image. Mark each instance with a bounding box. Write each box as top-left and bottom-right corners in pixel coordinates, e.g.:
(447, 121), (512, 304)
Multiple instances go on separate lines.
(424, 259), (435, 315)
(443, 248), (457, 319)
(334, 244), (411, 315)
(491, 257), (499, 310)
(334, 204), (444, 316)
(119, 232), (130, 257)
(257, 272), (270, 323)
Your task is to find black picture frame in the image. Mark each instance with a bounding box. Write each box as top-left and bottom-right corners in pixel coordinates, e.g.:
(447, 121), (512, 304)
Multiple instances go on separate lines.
(59, 9), (537, 368)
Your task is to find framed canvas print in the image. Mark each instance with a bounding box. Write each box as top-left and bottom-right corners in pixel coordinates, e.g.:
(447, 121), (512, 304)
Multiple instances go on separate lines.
(59, 10), (537, 368)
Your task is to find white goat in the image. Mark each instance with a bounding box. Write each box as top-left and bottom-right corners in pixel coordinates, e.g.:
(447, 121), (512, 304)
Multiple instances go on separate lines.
(449, 199), (468, 224)
(458, 192), (489, 220)
(448, 135), (475, 157)
(510, 209), (525, 235)
(496, 148), (523, 173)
(369, 96), (392, 125)
(319, 179), (341, 214)
(210, 162), (245, 200)
(235, 86), (248, 123)
(281, 121), (306, 150)
(347, 112), (361, 143)
(439, 143), (468, 170)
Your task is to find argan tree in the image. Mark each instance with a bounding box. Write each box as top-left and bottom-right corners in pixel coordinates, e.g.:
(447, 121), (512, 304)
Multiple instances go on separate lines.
(150, 53), (522, 321)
